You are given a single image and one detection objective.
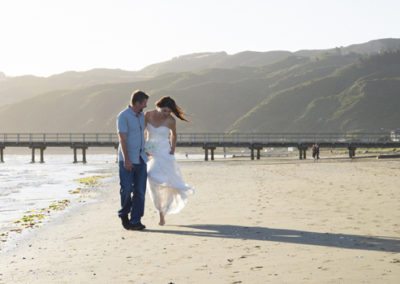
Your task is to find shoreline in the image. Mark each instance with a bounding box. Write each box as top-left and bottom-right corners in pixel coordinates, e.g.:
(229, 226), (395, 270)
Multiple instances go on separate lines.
(1, 158), (399, 283)
(0, 169), (116, 253)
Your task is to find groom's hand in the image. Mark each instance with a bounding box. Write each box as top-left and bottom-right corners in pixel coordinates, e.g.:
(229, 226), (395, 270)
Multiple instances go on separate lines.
(124, 159), (133, 171)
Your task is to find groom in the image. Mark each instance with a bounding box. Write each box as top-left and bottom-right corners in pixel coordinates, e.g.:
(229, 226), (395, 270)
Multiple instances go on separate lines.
(117, 90), (149, 230)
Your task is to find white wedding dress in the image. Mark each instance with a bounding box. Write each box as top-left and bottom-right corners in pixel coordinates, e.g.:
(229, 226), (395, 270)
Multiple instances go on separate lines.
(145, 123), (194, 215)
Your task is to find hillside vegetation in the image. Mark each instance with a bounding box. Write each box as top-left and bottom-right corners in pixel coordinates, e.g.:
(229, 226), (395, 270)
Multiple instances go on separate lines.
(0, 38), (399, 133)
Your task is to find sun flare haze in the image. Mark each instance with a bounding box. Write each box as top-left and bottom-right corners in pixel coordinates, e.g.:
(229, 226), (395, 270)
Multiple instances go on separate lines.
(1, 2), (400, 284)
(0, 0), (399, 76)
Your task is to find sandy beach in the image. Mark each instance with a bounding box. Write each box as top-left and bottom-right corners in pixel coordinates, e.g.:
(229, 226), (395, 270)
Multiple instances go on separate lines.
(1, 157), (399, 283)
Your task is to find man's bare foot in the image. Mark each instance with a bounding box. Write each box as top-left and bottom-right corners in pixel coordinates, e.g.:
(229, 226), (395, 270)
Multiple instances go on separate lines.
(159, 212), (165, 226)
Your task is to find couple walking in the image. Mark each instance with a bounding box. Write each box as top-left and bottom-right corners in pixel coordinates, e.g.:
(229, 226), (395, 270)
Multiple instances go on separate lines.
(117, 90), (194, 230)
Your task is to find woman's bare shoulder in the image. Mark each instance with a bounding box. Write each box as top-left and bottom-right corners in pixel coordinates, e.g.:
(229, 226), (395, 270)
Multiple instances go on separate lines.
(167, 115), (176, 123)
(166, 115), (176, 128)
(145, 109), (155, 117)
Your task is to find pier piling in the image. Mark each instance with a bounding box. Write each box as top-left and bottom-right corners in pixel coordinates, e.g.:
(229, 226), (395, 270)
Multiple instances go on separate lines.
(72, 146), (88, 164)
(298, 146), (308, 160)
(30, 146), (46, 163)
(203, 146), (216, 161)
(0, 146), (4, 163)
(249, 145), (263, 160)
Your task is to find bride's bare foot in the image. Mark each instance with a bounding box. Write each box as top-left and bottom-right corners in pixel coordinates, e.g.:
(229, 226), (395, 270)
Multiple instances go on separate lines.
(159, 212), (165, 226)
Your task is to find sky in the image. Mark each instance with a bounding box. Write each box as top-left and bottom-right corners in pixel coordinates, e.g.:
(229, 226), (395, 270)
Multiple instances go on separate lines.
(0, 0), (399, 77)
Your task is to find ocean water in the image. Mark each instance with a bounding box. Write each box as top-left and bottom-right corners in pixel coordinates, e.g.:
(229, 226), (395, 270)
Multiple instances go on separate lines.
(0, 154), (117, 232)
(0, 152), (211, 230)
(0, 152), (228, 235)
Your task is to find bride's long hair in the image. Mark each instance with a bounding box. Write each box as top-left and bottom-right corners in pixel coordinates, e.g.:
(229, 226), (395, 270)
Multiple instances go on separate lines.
(156, 96), (189, 122)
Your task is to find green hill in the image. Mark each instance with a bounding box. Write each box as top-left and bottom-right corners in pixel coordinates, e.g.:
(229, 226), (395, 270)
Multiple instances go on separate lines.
(0, 39), (399, 134)
(229, 51), (400, 133)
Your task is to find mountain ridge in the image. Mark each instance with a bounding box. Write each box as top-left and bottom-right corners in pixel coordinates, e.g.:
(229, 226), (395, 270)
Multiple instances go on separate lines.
(0, 38), (399, 134)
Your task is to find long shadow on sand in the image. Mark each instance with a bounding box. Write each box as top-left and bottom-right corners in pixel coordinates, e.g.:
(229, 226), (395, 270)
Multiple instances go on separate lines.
(145, 225), (400, 253)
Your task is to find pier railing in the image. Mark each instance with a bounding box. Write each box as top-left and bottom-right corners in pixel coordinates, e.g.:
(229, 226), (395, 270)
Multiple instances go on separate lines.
(176, 132), (393, 144)
(0, 133), (118, 143)
(0, 132), (395, 144)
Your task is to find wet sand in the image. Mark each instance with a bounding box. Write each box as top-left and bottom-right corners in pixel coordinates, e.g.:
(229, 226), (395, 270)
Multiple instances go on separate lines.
(1, 158), (399, 283)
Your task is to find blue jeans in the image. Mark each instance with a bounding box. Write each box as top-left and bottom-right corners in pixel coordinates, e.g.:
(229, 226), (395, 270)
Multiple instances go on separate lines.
(118, 159), (147, 224)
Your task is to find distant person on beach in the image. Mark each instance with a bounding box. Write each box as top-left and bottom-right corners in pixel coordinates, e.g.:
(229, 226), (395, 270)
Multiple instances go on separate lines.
(116, 90), (149, 230)
(145, 96), (194, 226)
(312, 143), (320, 160)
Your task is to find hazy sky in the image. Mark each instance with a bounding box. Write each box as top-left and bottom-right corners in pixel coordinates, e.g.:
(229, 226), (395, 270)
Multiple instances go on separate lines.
(1, 0), (399, 76)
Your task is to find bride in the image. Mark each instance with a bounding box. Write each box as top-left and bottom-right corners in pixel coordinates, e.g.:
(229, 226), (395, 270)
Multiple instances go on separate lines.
(144, 96), (194, 225)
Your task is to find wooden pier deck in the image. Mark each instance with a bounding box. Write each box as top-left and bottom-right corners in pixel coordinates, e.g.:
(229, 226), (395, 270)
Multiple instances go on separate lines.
(0, 133), (399, 162)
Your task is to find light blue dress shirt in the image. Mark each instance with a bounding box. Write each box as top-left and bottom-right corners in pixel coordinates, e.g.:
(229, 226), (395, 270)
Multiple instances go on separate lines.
(117, 107), (147, 164)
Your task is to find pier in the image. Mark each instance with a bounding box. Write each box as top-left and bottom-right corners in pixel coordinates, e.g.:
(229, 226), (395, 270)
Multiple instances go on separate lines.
(0, 133), (399, 163)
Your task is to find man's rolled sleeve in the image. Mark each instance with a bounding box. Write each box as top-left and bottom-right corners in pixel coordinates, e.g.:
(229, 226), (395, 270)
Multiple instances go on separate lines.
(117, 113), (128, 134)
